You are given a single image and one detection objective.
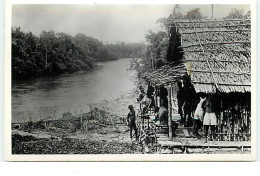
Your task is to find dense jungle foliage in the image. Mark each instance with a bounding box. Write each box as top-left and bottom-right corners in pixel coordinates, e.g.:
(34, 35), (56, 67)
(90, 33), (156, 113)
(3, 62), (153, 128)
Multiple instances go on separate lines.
(12, 27), (145, 79)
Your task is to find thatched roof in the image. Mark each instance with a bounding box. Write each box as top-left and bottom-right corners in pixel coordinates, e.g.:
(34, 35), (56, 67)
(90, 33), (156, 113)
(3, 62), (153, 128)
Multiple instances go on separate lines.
(144, 19), (251, 93)
(144, 63), (186, 85)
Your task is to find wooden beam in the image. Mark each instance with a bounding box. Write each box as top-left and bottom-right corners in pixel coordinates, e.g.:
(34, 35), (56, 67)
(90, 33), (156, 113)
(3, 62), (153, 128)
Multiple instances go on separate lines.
(167, 86), (172, 138)
(182, 50), (250, 53)
(174, 24), (251, 28)
(182, 41), (251, 48)
(174, 19), (250, 23)
(192, 82), (251, 86)
(184, 59), (249, 64)
(158, 140), (251, 148)
(186, 70), (251, 75)
(181, 29), (250, 35)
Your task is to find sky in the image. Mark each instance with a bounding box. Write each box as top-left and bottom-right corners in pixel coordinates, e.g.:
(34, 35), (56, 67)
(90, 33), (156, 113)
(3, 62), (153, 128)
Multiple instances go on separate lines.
(12, 4), (250, 44)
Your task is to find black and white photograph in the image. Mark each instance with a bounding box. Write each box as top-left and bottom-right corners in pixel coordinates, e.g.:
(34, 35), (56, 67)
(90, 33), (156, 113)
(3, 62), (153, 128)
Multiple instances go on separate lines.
(5, 1), (256, 161)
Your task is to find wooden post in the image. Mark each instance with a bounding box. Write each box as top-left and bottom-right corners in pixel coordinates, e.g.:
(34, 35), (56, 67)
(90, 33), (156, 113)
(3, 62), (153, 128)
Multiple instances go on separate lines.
(168, 85), (172, 138)
(153, 84), (157, 107)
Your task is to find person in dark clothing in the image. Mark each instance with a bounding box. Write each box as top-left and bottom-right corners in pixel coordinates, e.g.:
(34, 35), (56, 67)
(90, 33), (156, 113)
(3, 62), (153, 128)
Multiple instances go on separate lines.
(159, 85), (168, 97)
(147, 85), (156, 109)
(159, 85), (168, 109)
(177, 81), (185, 124)
(127, 105), (138, 140)
(183, 76), (196, 127)
(146, 84), (154, 99)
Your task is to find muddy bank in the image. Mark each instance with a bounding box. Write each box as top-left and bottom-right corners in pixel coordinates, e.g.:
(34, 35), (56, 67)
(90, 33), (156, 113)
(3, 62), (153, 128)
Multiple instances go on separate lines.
(12, 134), (141, 154)
(12, 125), (143, 154)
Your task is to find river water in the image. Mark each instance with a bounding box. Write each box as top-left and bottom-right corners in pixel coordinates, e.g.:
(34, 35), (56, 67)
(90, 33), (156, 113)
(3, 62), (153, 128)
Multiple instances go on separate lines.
(12, 58), (138, 123)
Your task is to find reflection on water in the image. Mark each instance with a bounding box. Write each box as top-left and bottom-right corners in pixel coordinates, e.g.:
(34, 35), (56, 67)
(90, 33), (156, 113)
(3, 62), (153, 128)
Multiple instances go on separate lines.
(12, 58), (137, 123)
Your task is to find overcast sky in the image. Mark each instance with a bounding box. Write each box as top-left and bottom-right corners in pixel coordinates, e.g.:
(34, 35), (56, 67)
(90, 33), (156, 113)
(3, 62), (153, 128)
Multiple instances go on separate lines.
(12, 4), (250, 44)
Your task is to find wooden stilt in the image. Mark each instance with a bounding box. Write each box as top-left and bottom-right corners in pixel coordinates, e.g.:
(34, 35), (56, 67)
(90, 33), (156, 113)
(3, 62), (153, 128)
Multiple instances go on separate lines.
(168, 85), (172, 138)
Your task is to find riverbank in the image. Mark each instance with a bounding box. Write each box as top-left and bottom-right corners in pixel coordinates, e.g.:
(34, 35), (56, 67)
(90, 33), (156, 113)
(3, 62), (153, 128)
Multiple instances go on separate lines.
(11, 57), (146, 154)
(12, 89), (143, 154)
(12, 125), (143, 154)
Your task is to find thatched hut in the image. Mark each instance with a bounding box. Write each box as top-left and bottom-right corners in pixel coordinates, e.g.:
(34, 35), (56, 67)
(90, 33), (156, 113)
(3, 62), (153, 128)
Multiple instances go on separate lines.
(143, 19), (251, 140)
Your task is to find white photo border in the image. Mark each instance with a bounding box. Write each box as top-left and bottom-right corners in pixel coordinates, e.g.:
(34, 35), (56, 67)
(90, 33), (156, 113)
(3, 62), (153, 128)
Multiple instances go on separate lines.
(5, 0), (257, 161)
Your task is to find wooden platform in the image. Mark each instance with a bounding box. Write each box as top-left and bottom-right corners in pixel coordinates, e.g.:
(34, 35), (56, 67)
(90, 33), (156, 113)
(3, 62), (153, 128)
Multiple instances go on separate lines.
(156, 128), (251, 151)
(157, 139), (251, 148)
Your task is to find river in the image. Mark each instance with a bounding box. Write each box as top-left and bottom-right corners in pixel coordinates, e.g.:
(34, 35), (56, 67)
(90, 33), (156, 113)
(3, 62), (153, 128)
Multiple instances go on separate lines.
(12, 58), (138, 123)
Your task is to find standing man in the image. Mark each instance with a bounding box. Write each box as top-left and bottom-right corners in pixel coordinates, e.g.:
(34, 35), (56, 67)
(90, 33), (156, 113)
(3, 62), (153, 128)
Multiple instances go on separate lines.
(203, 95), (217, 143)
(177, 81), (185, 124)
(159, 85), (168, 109)
(127, 105), (138, 140)
(183, 75), (196, 127)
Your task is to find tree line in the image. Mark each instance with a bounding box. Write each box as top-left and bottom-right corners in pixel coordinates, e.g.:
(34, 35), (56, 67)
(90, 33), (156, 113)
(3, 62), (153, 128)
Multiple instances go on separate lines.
(12, 27), (145, 79)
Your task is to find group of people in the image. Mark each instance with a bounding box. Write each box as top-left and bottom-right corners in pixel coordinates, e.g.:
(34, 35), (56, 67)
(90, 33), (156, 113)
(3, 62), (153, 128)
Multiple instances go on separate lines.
(177, 75), (218, 143)
(142, 84), (170, 124)
(126, 83), (170, 140)
(127, 77), (218, 143)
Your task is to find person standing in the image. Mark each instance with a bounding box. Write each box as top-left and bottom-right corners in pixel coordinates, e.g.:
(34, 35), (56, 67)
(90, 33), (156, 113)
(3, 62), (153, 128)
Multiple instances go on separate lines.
(177, 81), (185, 124)
(203, 95), (217, 143)
(159, 85), (168, 109)
(127, 105), (138, 140)
(193, 97), (206, 139)
(147, 84), (155, 108)
(183, 76), (196, 127)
